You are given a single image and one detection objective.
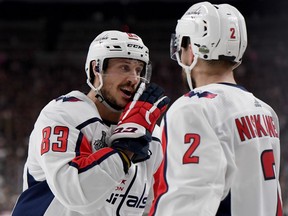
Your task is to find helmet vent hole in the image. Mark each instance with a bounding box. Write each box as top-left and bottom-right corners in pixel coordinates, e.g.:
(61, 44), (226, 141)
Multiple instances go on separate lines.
(203, 55), (208, 59)
(128, 52), (131, 55)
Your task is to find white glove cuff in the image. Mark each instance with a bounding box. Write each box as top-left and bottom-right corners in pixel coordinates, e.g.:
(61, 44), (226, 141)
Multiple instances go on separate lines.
(108, 122), (146, 145)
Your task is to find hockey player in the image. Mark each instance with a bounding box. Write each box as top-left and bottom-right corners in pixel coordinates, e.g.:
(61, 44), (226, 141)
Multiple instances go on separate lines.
(149, 2), (283, 216)
(12, 30), (170, 215)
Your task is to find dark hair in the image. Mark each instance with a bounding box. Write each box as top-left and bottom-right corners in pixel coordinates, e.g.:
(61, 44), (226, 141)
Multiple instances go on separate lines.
(181, 36), (191, 49)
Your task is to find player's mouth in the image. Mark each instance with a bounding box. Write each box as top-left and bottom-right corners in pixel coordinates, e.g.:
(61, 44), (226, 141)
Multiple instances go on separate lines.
(120, 87), (134, 100)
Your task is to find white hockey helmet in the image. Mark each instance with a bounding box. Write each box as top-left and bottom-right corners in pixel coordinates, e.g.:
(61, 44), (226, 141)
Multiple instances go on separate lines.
(85, 30), (151, 91)
(85, 30), (151, 112)
(170, 1), (247, 89)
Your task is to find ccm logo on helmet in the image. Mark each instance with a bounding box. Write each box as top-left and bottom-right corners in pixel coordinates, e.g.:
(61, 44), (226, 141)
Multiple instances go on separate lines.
(127, 44), (144, 49)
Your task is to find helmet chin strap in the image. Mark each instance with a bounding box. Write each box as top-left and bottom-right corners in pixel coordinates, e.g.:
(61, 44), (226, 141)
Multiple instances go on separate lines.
(176, 52), (198, 91)
(95, 91), (123, 113)
(87, 73), (123, 113)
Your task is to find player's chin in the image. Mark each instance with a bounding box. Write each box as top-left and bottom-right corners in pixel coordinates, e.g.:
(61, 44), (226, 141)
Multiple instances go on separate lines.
(118, 98), (131, 108)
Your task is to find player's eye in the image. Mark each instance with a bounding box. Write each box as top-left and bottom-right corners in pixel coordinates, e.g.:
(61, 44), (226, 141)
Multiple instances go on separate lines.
(118, 65), (129, 72)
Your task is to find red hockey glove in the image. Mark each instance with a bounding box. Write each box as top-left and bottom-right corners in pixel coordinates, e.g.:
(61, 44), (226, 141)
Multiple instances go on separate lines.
(110, 82), (170, 163)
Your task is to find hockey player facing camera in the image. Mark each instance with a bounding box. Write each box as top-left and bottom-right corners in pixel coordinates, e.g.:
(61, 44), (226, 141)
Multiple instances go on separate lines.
(149, 2), (283, 216)
(12, 30), (170, 216)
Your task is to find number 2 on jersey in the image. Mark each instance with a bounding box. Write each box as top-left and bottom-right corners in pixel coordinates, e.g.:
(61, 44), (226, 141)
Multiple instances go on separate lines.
(183, 133), (200, 164)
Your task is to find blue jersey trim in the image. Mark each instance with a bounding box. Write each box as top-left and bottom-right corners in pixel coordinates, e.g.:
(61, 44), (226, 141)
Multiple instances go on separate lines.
(12, 170), (54, 216)
(216, 191), (231, 216)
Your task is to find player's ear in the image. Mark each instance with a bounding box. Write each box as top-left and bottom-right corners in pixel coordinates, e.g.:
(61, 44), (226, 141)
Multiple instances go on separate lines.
(89, 60), (101, 87)
(190, 45), (195, 62)
(91, 60), (99, 75)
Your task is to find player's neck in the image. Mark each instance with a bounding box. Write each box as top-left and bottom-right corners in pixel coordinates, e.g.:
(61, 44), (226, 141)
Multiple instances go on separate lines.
(195, 74), (236, 87)
(87, 90), (121, 123)
(193, 67), (236, 88)
(96, 101), (121, 123)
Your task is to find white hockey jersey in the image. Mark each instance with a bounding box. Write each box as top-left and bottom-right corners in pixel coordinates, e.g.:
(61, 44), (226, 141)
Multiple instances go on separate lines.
(12, 90), (163, 216)
(150, 83), (283, 216)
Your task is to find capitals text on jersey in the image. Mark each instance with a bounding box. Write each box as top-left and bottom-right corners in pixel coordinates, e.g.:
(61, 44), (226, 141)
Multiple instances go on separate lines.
(106, 183), (147, 209)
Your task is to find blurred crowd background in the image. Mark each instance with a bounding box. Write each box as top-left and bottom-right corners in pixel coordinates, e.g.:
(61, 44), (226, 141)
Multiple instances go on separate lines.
(0, 0), (287, 215)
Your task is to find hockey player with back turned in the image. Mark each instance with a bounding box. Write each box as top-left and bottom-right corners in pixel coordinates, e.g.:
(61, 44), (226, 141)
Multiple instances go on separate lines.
(149, 2), (283, 216)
